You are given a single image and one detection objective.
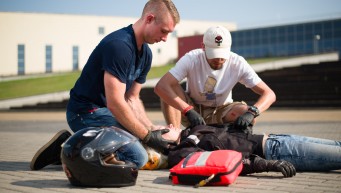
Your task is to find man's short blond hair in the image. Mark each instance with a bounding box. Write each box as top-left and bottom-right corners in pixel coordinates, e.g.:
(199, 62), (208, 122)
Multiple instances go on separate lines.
(142, 0), (180, 24)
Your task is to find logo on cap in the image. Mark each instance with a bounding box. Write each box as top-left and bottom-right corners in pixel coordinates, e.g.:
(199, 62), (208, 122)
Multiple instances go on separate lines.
(215, 35), (223, 46)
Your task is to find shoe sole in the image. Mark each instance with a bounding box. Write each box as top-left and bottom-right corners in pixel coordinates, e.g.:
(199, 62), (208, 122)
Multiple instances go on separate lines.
(30, 129), (71, 170)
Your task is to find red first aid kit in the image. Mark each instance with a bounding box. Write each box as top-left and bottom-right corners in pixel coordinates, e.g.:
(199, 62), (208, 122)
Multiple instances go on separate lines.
(170, 150), (243, 186)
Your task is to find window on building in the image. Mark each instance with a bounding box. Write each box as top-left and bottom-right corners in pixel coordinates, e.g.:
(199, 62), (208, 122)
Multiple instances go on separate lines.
(253, 29), (260, 45)
(18, 44), (25, 75)
(99, 26), (105, 35)
(72, 46), (79, 71)
(304, 23), (314, 37)
(46, 45), (52, 73)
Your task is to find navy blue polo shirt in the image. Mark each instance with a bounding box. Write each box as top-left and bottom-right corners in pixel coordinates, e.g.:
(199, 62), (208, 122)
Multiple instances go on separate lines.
(67, 25), (152, 113)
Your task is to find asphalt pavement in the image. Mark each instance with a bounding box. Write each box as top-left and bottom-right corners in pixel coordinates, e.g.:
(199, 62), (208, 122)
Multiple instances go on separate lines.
(0, 109), (340, 193)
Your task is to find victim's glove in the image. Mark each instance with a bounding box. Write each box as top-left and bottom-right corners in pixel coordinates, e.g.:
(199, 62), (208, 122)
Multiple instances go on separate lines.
(185, 109), (206, 128)
(242, 155), (296, 178)
(143, 129), (177, 154)
(254, 156), (296, 177)
(234, 112), (255, 133)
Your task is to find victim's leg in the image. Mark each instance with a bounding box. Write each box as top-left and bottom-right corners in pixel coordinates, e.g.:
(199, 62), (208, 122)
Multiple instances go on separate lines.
(286, 135), (341, 146)
(264, 134), (341, 171)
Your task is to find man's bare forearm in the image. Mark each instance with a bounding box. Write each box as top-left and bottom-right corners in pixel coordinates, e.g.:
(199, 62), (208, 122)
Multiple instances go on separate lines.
(127, 97), (153, 128)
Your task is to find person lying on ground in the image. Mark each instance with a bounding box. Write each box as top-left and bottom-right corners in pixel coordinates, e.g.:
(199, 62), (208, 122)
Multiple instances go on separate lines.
(153, 119), (341, 172)
(145, 124), (296, 177)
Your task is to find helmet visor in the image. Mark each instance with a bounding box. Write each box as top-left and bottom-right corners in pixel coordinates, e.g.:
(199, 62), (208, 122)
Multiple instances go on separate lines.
(81, 127), (138, 161)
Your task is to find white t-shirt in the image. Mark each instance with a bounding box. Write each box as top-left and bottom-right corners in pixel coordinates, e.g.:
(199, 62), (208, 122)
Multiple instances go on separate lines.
(169, 49), (261, 107)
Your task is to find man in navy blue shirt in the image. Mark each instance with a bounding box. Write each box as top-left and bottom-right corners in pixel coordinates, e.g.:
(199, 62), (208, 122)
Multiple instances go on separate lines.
(30, 0), (180, 171)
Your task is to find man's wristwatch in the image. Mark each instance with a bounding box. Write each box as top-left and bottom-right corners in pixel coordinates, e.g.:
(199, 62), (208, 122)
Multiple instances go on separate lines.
(248, 105), (260, 117)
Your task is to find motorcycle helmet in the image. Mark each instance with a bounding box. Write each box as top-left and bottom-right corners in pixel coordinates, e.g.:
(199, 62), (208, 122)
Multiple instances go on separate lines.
(61, 126), (139, 187)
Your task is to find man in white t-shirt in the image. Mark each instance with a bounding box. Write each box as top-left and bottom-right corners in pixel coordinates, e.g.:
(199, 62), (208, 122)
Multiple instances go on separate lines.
(154, 26), (276, 133)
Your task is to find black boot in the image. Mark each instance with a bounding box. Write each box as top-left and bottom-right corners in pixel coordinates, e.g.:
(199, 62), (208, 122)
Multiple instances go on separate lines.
(30, 130), (71, 170)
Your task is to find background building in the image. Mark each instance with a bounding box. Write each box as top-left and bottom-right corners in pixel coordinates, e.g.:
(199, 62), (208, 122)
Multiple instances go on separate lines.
(0, 12), (236, 77)
(232, 18), (341, 58)
(178, 18), (341, 60)
(2, 12), (340, 79)
(1, 13), (340, 110)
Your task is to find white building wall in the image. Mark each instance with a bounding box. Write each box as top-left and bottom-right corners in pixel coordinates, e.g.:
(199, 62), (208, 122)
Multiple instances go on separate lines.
(0, 12), (236, 76)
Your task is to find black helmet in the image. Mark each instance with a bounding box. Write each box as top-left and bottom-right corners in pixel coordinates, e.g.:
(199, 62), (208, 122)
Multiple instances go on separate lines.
(61, 127), (139, 187)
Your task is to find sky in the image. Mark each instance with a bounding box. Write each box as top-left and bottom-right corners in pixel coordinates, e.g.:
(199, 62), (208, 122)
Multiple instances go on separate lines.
(1, 0), (341, 29)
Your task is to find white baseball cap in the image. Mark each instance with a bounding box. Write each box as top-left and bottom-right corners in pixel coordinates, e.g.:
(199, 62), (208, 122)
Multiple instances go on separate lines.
(203, 26), (232, 59)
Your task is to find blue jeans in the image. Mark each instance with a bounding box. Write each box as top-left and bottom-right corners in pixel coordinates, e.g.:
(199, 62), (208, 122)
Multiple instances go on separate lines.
(265, 134), (341, 171)
(66, 107), (148, 168)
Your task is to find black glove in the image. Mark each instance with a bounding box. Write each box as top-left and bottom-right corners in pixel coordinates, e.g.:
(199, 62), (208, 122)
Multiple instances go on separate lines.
(242, 155), (296, 178)
(143, 129), (177, 154)
(234, 112), (255, 133)
(185, 109), (206, 128)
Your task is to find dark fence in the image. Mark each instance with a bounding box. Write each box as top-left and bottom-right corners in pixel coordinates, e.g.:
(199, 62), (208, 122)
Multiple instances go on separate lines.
(232, 60), (341, 108)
